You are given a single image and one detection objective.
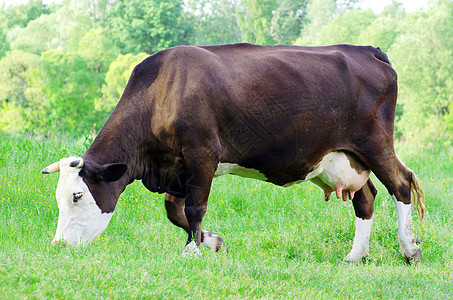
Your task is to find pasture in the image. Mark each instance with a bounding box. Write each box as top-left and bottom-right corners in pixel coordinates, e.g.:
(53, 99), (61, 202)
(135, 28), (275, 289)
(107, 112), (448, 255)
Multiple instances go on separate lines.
(0, 134), (452, 299)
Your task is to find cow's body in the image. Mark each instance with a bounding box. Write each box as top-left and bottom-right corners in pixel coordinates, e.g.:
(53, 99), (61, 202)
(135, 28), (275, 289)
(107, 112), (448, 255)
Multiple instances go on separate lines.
(43, 43), (425, 262)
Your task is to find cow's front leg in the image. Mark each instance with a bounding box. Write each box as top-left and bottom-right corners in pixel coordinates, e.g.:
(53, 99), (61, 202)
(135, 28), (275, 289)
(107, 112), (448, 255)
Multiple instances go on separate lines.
(181, 146), (218, 256)
(165, 193), (224, 251)
(182, 186), (210, 257)
(184, 184), (209, 250)
(344, 179), (377, 262)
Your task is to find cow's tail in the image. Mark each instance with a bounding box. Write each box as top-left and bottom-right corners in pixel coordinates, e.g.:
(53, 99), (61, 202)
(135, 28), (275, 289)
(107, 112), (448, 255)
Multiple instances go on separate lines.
(410, 169), (426, 227)
(373, 47), (392, 66)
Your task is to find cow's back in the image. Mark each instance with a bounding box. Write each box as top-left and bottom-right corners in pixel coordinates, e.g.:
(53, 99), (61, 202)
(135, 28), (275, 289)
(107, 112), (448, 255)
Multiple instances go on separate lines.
(128, 44), (398, 185)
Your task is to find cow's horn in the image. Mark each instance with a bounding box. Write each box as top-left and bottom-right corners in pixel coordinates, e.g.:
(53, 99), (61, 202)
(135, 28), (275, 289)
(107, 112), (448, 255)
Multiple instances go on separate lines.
(42, 161), (60, 174)
(70, 158), (84, 168)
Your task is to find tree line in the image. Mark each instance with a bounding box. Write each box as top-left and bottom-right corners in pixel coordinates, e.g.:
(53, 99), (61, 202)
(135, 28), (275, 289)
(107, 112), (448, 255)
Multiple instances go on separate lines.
(0, 0), (452, 146)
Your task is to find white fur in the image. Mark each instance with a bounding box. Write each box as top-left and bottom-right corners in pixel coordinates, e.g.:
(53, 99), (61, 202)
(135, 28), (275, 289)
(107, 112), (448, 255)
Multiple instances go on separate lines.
(307, 152), (370, 198)
(51, 157), (112, 246)
(216, 152), (369, 194)
(182, 241), (201, 257)
(215, 163), (267, 180)
(312, 152), (369, 187)
(392, 196), (419, 257)
(284, 152), (370, 190)
(344, 216), (373, 262)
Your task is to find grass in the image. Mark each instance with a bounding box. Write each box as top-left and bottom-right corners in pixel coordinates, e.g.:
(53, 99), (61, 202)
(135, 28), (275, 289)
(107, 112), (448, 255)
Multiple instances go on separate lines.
(0, 134), (452, 299)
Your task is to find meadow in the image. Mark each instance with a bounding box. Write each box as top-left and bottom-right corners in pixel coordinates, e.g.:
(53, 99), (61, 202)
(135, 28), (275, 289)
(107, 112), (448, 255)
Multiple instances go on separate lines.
(0, 134), (452, 299)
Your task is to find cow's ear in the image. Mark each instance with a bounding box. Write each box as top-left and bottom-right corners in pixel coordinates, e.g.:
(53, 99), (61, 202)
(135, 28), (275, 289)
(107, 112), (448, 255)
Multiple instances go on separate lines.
(100, 163), (127, 182)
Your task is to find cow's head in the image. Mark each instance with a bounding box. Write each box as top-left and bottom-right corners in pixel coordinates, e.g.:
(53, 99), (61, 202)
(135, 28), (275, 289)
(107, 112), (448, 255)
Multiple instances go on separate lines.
(42, 157), (127, 246)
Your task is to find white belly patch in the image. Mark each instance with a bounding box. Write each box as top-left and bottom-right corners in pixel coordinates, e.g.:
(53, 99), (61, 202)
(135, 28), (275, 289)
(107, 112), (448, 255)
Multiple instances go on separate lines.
(215, 151), (370, 201)
(214, 163), (268, 181)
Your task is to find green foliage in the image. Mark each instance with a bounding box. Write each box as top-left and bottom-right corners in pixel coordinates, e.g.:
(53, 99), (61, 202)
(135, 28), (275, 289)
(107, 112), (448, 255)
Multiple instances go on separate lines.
(0, 27), (9, 58)
(8, 14), (57, 55)
(297, 0), (380, 46)
(0, 50), (42, 133)
(97, 52), (149, 115)
(445, 102), (453, 134)
(296, 0), (337, 45)
(0, 0), (451, 146)
(106, 0), (191, 54)
(39, 50), (103, 135)
(0, 0), (50, 30)
(356, 16), (400, 53)
(185, 0), (242, 45)
(6, 1), (95, 55)
(270, 0), (309, 44)
(389, 0), (453, 144)
(316, 9), (377, 45)
(77, 27), (120, 73)
(0, 102), (28, 133)
(236, 0), (278, 44)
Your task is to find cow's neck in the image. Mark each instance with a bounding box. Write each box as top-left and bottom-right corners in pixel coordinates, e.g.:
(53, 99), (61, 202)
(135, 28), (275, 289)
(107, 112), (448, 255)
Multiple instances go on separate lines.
(83, 106), (151, 189)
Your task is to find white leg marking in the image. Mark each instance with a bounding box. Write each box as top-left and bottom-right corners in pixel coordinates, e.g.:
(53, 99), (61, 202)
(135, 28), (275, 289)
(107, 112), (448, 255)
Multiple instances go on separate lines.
(182, 241), (201, 258)
(344, 216), (373, 262)
(393, 196), (420, 258)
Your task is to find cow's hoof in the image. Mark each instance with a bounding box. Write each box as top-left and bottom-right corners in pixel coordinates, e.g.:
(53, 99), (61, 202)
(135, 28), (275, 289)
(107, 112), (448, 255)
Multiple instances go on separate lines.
(403, 247), (422, 265)
(202, 230), (225, 252)
(182, 241), (201, 258)
(343, 251), (368, 263)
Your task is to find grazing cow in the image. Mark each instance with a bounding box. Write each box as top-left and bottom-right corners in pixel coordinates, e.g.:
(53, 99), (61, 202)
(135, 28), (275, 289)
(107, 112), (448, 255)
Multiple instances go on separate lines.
(42, 43), (425, 262)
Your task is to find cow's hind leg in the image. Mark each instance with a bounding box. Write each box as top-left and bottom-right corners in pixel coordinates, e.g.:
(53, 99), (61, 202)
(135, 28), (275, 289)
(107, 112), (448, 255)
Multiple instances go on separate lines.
(344, 179), (377, 262)
(165, 193), (224, 251)
(355, 149), (425, 262)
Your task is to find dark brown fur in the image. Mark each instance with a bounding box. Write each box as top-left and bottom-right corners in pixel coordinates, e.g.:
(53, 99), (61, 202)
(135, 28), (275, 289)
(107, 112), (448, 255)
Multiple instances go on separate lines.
(79, 43), (424, 258)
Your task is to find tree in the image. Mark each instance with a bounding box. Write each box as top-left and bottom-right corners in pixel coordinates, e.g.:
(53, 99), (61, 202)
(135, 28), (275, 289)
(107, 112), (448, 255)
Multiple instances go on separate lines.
(39, 49), (103, 135)
(355, 1), (405, 52)
(296, 0), (336, 45)
(0, 27), (9, 58)
(7, 0), (94, 55)
(7, 14), (57, 55)
(295, 0), (361, 46)
(97, 52), (149, 116)
(316, 9), (376, 45)
(445, 102), (453, 135)
(0, 0), (50, 30)
(77, 27), (120, 73)
(86, 0), (111, 26)
(270, 0), (309, 44)
(356, 15), (399, 53)
(236, 0), (277, 44)
(0, 50), (43, 133)
(390, 0), (453, 143)
(106, 0), (191, 54)
(185, 0), (242, 45)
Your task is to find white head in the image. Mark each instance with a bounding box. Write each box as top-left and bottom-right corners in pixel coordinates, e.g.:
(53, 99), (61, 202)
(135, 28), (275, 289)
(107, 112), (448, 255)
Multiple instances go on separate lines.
(42, 157), (127, 246)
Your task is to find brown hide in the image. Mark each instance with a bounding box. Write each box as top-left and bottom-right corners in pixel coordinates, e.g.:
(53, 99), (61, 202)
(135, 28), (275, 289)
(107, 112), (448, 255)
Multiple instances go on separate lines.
(82, 43), (397, 210)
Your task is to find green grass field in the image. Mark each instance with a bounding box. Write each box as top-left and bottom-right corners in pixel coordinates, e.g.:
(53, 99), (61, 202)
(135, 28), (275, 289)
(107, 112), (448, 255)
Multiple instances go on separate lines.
(0, 134), (452, 299)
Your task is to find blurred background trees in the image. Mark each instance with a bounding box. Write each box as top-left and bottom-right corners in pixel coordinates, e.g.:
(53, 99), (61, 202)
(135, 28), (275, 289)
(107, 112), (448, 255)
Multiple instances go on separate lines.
(0, 0), (451, 147)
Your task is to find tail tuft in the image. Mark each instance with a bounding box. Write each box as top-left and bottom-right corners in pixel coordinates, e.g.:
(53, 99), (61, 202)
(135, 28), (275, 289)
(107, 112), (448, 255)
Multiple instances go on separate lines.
(410, 170), (426, 226)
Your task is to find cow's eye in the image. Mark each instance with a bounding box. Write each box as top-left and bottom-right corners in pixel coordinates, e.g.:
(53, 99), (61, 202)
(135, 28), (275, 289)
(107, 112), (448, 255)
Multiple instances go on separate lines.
(73, 192), (83, 203)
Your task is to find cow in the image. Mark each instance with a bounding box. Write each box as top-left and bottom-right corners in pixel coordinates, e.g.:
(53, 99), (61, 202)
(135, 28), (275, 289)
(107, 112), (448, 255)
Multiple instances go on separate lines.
(42, 43), (425, 263)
